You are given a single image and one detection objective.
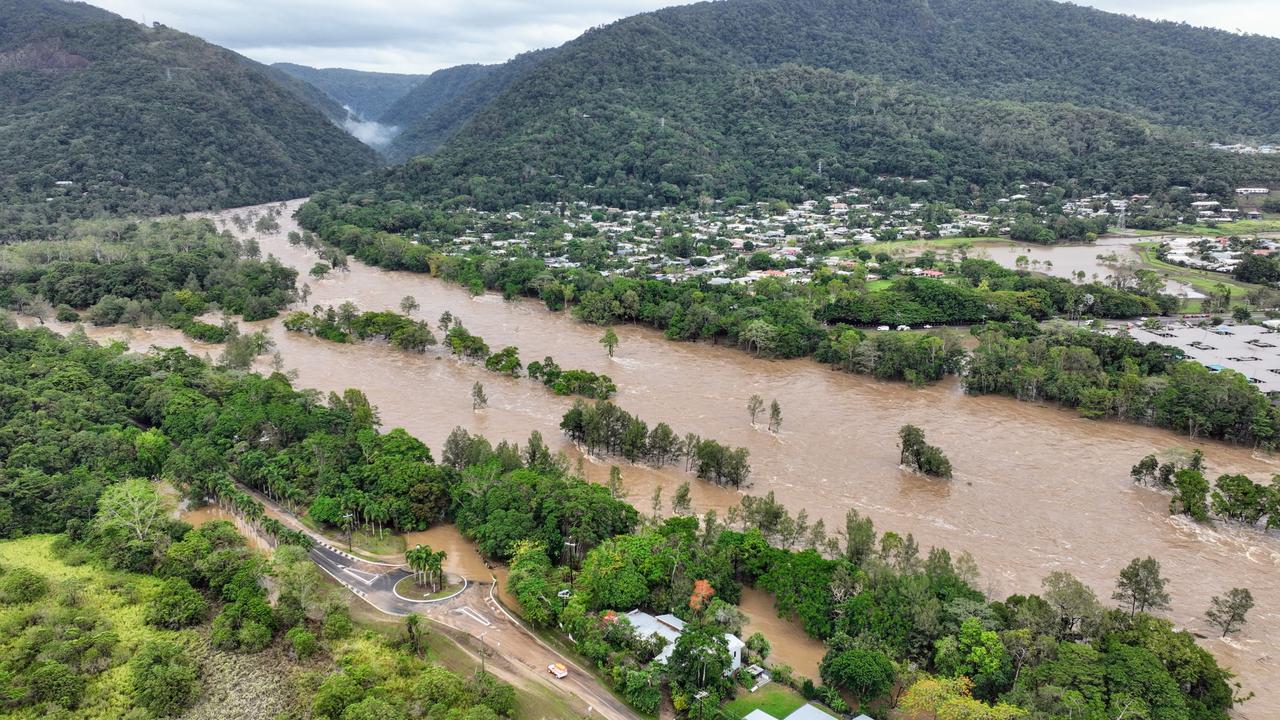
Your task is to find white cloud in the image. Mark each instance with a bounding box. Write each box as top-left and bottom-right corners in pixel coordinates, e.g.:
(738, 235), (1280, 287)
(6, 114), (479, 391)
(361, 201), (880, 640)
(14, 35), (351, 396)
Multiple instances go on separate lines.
(89, 0), (1280, 74)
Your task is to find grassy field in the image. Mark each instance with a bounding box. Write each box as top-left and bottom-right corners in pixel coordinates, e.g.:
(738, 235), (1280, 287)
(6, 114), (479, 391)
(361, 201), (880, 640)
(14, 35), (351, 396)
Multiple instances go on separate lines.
(723, 683), (809, 719)
(393, 575), (463, 600)
(1171, 218), (1280, 235)
(299, 514), (406, 558)
(833, 236), (1005, 257)
(1134, 244), (1262, 300)
(0, 536), (173, 719)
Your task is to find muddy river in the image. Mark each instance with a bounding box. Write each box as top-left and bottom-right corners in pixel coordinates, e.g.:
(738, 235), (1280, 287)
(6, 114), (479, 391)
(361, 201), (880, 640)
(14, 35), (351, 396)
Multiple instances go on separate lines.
(37, 201), (1279, 715)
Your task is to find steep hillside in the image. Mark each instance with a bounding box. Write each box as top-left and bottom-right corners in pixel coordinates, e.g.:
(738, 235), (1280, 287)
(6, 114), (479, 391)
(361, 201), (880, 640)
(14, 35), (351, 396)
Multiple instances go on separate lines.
(273, 62), (425, 120)
(351, 0), (1280, 208)
(380, 51), (552, 162)
(0, 0), (378, 238)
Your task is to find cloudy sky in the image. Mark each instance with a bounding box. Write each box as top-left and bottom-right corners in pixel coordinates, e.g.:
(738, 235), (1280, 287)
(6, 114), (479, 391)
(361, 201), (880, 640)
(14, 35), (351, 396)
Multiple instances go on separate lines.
(91, 0), (1280, 74)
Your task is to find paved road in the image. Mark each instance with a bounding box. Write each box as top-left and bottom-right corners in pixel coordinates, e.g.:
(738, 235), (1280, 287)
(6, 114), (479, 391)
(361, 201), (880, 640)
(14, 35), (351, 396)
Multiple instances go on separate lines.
(256, 505), (638, 720)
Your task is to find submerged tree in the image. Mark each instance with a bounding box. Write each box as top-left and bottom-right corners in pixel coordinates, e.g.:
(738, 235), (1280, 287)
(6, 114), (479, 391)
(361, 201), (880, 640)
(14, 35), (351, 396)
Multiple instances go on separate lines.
(747, 394), (764, 426)
(1112, 556), (1171, 617)
(601, 327), (619, 357)
(471, 381), (488, 411)
(898, 424), (953, 479)
(1206, 588), (1254, 637)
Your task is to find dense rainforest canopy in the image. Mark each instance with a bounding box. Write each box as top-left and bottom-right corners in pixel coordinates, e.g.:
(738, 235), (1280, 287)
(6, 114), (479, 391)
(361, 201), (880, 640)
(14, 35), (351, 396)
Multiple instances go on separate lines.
(329, 0), (1280, 210)
(0, 0), (378, 237)
(272, 62), (426, 120)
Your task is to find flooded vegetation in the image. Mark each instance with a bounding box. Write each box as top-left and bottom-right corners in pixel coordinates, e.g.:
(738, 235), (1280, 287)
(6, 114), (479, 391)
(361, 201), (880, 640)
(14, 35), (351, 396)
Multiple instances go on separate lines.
(40, 200), (1280, 717)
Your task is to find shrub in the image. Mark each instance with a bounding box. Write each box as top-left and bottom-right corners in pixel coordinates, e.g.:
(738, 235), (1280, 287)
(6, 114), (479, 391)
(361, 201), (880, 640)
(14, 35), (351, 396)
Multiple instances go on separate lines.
(237, 620), (273, 653)
(27, 661), (85, 708)
(322, 606), (353, 640)
(129, 640), (200, 717)
(145, 577), (208, 629)
(0, 567), (48, 604)
(285, 626), (318, 660)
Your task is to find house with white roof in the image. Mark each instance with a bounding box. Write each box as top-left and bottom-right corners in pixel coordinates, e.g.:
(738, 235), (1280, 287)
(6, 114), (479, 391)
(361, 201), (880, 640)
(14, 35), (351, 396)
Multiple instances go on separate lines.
(742, 703), (852, 720)
(624, 610), (745, 672)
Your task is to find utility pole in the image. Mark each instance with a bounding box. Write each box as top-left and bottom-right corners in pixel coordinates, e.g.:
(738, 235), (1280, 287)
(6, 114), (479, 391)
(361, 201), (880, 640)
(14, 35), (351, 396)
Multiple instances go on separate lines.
(342, 512), (354, 552)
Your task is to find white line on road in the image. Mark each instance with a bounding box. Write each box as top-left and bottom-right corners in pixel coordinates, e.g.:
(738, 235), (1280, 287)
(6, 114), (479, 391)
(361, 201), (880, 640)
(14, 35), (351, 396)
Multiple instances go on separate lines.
(454, 606), (492, 627)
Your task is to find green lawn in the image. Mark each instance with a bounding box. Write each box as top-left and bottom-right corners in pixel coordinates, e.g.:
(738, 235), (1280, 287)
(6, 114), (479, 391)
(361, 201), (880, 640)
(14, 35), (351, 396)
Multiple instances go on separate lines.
(723, 683), (808, 720)
(393, 575), (463, 600)
(299, 514), (406, 558)
(1133, 244), (1262, 304)
(833, 236), (1005, 258)
(1171, 219), (1280, 235)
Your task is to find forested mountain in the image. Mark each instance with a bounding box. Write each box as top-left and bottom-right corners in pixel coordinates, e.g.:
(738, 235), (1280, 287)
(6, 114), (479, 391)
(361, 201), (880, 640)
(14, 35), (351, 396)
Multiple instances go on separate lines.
(0, 0), (378, 238)
(273, 62), (426, 120)
(380, 51), (551, 162)
(337, 0), (1280, 208)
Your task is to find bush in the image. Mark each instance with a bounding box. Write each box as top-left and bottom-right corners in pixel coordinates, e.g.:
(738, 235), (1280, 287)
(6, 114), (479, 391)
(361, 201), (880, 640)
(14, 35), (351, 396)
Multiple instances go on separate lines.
(312, 672), (364, 719)
(468, 671), (516, 717)
(0, 567), (48, 604)
(54, 305), (80, 322)
(27, 661), (85, 708)
(341, 696), (406, 720)
(237, 620), (273, 653)
(286, 626), (319, 660)
(322, 606), (353, 640)
(145, 577), (208, 629)
(129, 640), (200, 717)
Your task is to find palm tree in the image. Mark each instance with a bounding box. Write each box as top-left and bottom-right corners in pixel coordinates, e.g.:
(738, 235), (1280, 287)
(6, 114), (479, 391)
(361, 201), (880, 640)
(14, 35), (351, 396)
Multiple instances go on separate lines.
(406, 544), (431, 587)
(428, 550), (448, 592)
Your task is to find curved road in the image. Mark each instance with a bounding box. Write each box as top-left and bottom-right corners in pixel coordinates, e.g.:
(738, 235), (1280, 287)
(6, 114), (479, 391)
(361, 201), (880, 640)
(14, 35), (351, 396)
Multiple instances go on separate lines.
(233, 488), (639, 720)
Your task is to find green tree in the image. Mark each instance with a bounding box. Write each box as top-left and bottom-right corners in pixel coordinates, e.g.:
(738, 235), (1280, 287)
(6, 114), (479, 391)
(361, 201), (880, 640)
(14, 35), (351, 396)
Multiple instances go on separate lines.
(1205, 588), (1254, 637)
(745, 632), (771, 663)
(1172, 468), (1211, 521)
(747, 394), (764, 425)
(399, 295), (420, 316)
(1112, 556), (1171, 617)
(933, 617), (1008, 695)
(820, 647), (896, 700)
(94, 478), (172, 545)
(472, 381), (488, 411)
(768, 399), (783, 433)
(672, 481), (693, 516)
(1041, 571), (1101, 640)
(601, 327), (619, 357)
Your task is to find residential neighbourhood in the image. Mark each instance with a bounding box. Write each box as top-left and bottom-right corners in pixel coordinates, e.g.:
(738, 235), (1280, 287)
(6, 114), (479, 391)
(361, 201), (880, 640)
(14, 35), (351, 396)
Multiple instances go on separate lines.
(404, 183), (1276, 294)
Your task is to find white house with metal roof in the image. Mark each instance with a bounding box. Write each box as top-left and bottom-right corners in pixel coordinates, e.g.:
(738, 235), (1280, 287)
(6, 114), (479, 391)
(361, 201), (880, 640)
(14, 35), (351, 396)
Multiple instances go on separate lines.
(742, 703), (851, 720)
(624, 610), (745, 672)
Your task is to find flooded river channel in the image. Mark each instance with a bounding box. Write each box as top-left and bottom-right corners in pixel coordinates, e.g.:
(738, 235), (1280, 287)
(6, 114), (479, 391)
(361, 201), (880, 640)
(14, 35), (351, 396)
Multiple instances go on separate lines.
(44, 202), (1280, 715)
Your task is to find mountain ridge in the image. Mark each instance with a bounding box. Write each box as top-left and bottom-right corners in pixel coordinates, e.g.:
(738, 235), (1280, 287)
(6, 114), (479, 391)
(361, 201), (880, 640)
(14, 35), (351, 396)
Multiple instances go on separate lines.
(339, 0), (1280, 208)
(0, 0), (379, 238)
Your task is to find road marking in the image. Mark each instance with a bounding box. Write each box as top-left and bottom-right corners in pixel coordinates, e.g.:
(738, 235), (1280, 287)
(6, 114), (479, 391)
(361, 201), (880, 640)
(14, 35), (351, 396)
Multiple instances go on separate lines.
(341, 567), (377, 586)
(454, 606), (492, 627)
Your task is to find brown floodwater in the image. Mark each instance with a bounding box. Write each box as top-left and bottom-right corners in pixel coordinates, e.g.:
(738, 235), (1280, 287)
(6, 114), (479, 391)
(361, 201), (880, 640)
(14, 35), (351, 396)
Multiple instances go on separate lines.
(738, 587), (826, 680)
(404, 524), (493, 580)
(177, 504), (271, 552)
(34, 201), (1279, 717)
(969, 235), (1203, 299)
